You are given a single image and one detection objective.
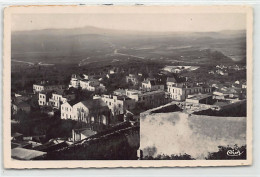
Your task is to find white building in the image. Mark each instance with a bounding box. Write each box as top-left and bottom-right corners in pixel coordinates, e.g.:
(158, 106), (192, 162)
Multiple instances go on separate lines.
(61, 101), (76, 119)
(125, 89), (168, 109)
(126, 74), (139, 85)
(69, 74), (83, 88)
(166, 77), (177, 88)
(141, 79), (164, 92)
(38, 92), (52, 106)
(69, 74), (106, 92)
(97, 95), (136, 115)
(167, 83), (212, 101)
(68, 99), (111, 125)
(33, 83), (64, 94)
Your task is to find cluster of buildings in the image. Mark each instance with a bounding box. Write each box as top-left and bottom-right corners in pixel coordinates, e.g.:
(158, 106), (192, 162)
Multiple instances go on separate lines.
(209, 64), (246, 76)
(11, 60), (248, 160)
(166, 76), (212, 101)
(163, 65), (200, 73)
(69, 74), (106, 92)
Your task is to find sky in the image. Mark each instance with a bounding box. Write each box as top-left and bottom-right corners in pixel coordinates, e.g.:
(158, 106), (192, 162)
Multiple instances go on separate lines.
(12, 13), (246, 32)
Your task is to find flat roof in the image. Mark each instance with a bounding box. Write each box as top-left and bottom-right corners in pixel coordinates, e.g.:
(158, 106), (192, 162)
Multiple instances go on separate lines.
(11, 147), (46, 160)
(186, 94), (212, 100)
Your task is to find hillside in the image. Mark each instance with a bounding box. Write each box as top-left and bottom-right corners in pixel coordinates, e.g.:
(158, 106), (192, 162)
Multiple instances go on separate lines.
(11, 26), (246, 65)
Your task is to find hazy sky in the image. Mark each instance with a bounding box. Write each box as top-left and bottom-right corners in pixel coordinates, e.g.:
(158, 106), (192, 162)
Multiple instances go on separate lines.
(12, 13), (246, 32)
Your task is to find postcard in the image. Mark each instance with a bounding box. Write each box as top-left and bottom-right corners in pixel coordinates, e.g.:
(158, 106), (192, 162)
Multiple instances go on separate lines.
(3, 5), (253, 168)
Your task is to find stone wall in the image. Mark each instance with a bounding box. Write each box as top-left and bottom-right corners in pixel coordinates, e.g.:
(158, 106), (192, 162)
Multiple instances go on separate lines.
(139, 111), (246, 159)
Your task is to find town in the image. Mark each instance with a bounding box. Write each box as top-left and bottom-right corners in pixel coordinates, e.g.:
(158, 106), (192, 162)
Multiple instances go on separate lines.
(11, 59), (247, 160)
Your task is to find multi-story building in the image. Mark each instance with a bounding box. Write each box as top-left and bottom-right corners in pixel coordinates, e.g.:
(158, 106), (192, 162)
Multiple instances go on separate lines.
(167, 83), (212, 101)
(126, 74), (139, 85)
(166, 77), (177, 87)
(61, 100), (77, 119)
(72, 99), (111, 125)
(69, 74), (106, 92)
(141, 79), (164, 92)
(69, 74), (82, 88)
(113, 89), (126, 96)
(48, 91), (75, 109)
(125, 89), (168, 109)
(96, 95), (136, 115)
(38, 91), (52, 106)
(33, 82), (65, 94)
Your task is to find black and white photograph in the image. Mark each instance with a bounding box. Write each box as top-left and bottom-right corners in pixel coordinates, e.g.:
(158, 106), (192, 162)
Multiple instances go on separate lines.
(3, 6), (252, 168)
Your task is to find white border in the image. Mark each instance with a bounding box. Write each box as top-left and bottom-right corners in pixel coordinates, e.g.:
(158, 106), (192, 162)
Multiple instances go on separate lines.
(2, 5), (254, 170)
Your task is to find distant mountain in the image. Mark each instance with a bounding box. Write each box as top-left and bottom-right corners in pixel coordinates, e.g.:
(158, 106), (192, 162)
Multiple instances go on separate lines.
(11, 26), (246, 65)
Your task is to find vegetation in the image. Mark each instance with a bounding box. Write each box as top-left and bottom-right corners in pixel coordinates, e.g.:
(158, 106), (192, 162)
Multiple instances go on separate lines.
(143, 153), (195, 160)
(11, 110), (86, 142)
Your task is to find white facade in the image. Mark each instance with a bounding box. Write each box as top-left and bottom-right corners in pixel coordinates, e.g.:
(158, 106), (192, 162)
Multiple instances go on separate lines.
(33, 84), (65, 94)
(126, 74), (139, 85)
(100, 95), (135, 115)
(126, 89), (167, 109)
(38, 93), (48, 106)
(167, 84), (212, 101)
(69, 74), (106, 92)
(72, 102), (90, 121)
(49, 93), (64, 109)
(141, 80), (164, 92)
(61, 102), (74, 120)
(33, 84), (45, 93)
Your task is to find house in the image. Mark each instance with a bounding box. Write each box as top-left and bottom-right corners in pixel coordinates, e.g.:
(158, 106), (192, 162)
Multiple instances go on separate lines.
(242, 82), (247, 89)
(72, 99), (111, 125)
(80, 79), (106, 92)
(167, 83), (212, 101)
(235, 80), (240, 85)
(72, 128), (97, 142)
(33, 81), (65, 94)
(126, 74), (139, 85)
(48, 90), (75, 109)
(172, 68), (182, 73)
(69, 74), (83, 88)
(125, 89), (168, 109)
(98, 95), (136, 116)
(216, 70), (228, 76)
(12, 101), (31, 114)
(38, 91), (52, 106)
(113, 89), (126, 96)
(141, 79), (164, 92)
(69, 74), (106, 92)
(166, 77), (177, 87)
(61, 100), (78, 119)
(208, 70), (215, 74)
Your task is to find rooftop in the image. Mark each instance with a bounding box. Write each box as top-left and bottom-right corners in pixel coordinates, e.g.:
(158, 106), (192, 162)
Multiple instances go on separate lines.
(80, 99), (108, 109)
(11, 147), (46, 160)
(187, 94), (212, 100)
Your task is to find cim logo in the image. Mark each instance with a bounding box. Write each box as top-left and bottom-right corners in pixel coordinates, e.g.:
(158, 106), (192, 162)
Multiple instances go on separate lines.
(227, 149), (244, 157)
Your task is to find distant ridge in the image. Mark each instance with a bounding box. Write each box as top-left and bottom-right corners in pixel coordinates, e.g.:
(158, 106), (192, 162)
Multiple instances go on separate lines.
(12, 26), (246, 38)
